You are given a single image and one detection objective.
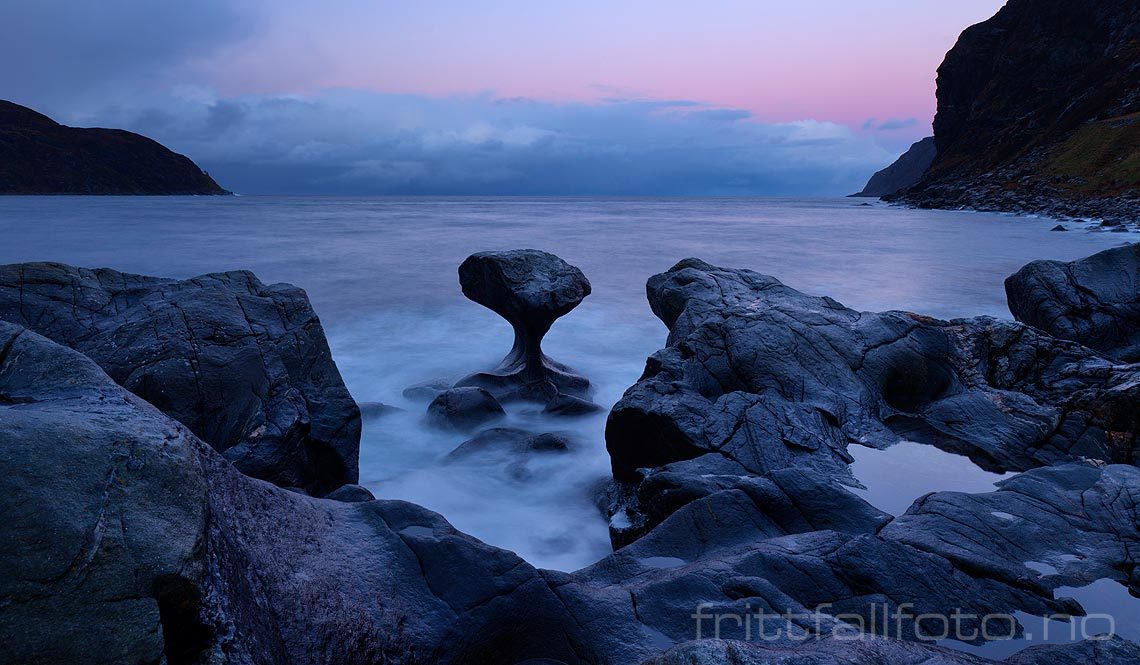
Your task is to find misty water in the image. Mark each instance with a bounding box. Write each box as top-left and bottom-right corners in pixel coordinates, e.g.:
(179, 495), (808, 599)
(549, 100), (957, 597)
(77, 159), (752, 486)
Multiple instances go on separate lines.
(2, 196), (1135, 653)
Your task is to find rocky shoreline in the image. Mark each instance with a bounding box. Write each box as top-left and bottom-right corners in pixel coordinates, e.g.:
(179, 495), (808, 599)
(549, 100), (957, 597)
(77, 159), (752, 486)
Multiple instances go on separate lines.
(2, 244), (1139, 664)
(889, 186), (1140, 228)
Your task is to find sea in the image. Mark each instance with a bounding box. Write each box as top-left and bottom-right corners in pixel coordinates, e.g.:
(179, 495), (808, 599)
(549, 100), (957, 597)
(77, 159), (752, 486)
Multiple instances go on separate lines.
(1, 195), (1135, 655)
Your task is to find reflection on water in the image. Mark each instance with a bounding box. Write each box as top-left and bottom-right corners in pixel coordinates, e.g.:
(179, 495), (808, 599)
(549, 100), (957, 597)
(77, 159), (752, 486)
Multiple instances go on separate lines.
(847, 441), (1012, 516)
(0, 196), (1131, 573)
(942, 579), (1140, 659)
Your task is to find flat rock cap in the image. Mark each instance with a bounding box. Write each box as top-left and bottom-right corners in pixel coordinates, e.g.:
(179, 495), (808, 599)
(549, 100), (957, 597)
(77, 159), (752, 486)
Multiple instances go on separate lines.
(459, 249), (591, 320)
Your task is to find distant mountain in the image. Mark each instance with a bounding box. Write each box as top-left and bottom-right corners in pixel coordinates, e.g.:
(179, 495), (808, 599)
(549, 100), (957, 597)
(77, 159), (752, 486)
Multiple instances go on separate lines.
(891, 0), (1140, 222)
(852, 136), (935, 197)
(0, 101), (227, 195)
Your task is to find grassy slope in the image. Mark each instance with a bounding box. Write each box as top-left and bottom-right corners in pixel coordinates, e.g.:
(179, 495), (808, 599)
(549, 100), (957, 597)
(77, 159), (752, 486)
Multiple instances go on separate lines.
(1045, 112), (1140, 196)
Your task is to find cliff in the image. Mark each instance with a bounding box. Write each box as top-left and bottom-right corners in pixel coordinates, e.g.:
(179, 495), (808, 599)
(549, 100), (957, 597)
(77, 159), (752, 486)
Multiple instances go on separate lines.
(853, 136), (936, 197)
(893, 0), (1140, 222)
(0, 100), (227, 195)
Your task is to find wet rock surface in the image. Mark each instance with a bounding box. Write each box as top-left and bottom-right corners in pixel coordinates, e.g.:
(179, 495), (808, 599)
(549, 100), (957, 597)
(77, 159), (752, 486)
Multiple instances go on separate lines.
(606, 258), (1139, 540)
(0, 322), (588, 664)
(1006, 243), (1140, 362)
(427, 387), (506, 431)
(5, 246), (1140, 664)
(455, 249), (593, 402)
(0, 262), (361, 495)
(644, 636), (1140, 665)
(574, 254), (1140, 662)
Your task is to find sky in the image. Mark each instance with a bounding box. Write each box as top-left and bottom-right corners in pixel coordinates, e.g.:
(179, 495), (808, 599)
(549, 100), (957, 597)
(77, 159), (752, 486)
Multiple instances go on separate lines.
(0, 0), (1006, 195)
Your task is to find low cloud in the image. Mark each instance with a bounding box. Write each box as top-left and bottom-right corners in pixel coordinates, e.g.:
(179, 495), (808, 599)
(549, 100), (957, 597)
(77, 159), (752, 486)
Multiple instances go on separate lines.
(863, 117), (920, 132)
(72, 89), (895, 196)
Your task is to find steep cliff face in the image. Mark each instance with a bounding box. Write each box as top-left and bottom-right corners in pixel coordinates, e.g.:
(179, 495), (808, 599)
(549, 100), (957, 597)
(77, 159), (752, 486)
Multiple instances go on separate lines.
(895, 0), (1140, 221)
(0, 100), (227, 195)
(853, 136), (936, 197)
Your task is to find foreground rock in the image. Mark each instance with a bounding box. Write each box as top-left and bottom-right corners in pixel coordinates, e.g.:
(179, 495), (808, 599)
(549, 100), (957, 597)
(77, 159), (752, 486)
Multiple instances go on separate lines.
(562, 459), (1140, 661)
(606, 259), (1139, 541)
(0, 262), (360, 495)
(1006, 243), (1140, 362)
(0, 100), (227, 194)
(4, 303), (1139, 663)
(0, 322), (588, 663)
(456, 250), (592, 402)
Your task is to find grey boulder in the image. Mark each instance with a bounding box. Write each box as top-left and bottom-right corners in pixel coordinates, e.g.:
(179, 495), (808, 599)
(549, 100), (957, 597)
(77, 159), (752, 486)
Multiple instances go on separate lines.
(0, 262), (361, 495)
(1005, 243), (1140, 362)
(427, 387), (505, 431)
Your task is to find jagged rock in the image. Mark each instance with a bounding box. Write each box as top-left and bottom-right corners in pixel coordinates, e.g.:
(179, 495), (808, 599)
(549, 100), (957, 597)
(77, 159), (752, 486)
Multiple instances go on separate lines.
(0, 322), (590, 664)
(605, 258), (1139, 536)
(1005, 243), (1140, 362)
(544, 393), (605, 416)
(0, 262), (360, 495)
(402, 378), (452, 401)
(881, 462), (1140, 597)
(427, 387), (505, 431)
(1051, 224), (1068, 231)
(324, 484), (376, 502)
(1005, 636), (1140, 664)
(567, 461), (1139, 656)
(4, 320), (1139, 663)
(0, 100), (228, 194)
(455, 250), (592, 402)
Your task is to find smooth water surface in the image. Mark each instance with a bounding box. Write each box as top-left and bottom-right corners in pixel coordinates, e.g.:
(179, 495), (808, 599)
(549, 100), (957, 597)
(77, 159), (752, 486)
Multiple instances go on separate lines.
(1, 196), (1132, 576)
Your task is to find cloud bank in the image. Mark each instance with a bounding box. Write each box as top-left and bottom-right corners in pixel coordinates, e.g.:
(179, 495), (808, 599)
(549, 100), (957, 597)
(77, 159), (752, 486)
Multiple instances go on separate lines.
(73, 90), (896, 196)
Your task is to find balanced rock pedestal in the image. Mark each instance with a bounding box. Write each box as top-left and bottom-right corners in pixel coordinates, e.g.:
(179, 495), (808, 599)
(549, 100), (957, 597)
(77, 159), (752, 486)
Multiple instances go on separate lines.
(455, 250), (592, 403)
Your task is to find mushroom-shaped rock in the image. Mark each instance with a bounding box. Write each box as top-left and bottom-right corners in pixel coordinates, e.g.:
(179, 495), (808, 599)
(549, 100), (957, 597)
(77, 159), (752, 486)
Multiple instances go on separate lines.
(427, 387), (505, 431)
(456, 250), (592, 401)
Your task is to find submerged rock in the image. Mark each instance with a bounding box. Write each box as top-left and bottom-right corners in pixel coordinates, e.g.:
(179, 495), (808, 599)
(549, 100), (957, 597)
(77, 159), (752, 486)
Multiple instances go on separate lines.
(402, 378), (453, 401)
(427, 387), (505, 431)
(544, 393), (605, 416)
(1005, 243), (1140, 362)
(0, 262), (360, 495)
(359, 401), (401, 419)
(448, 428), (572, 462)
(455, 250), (592, 402)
